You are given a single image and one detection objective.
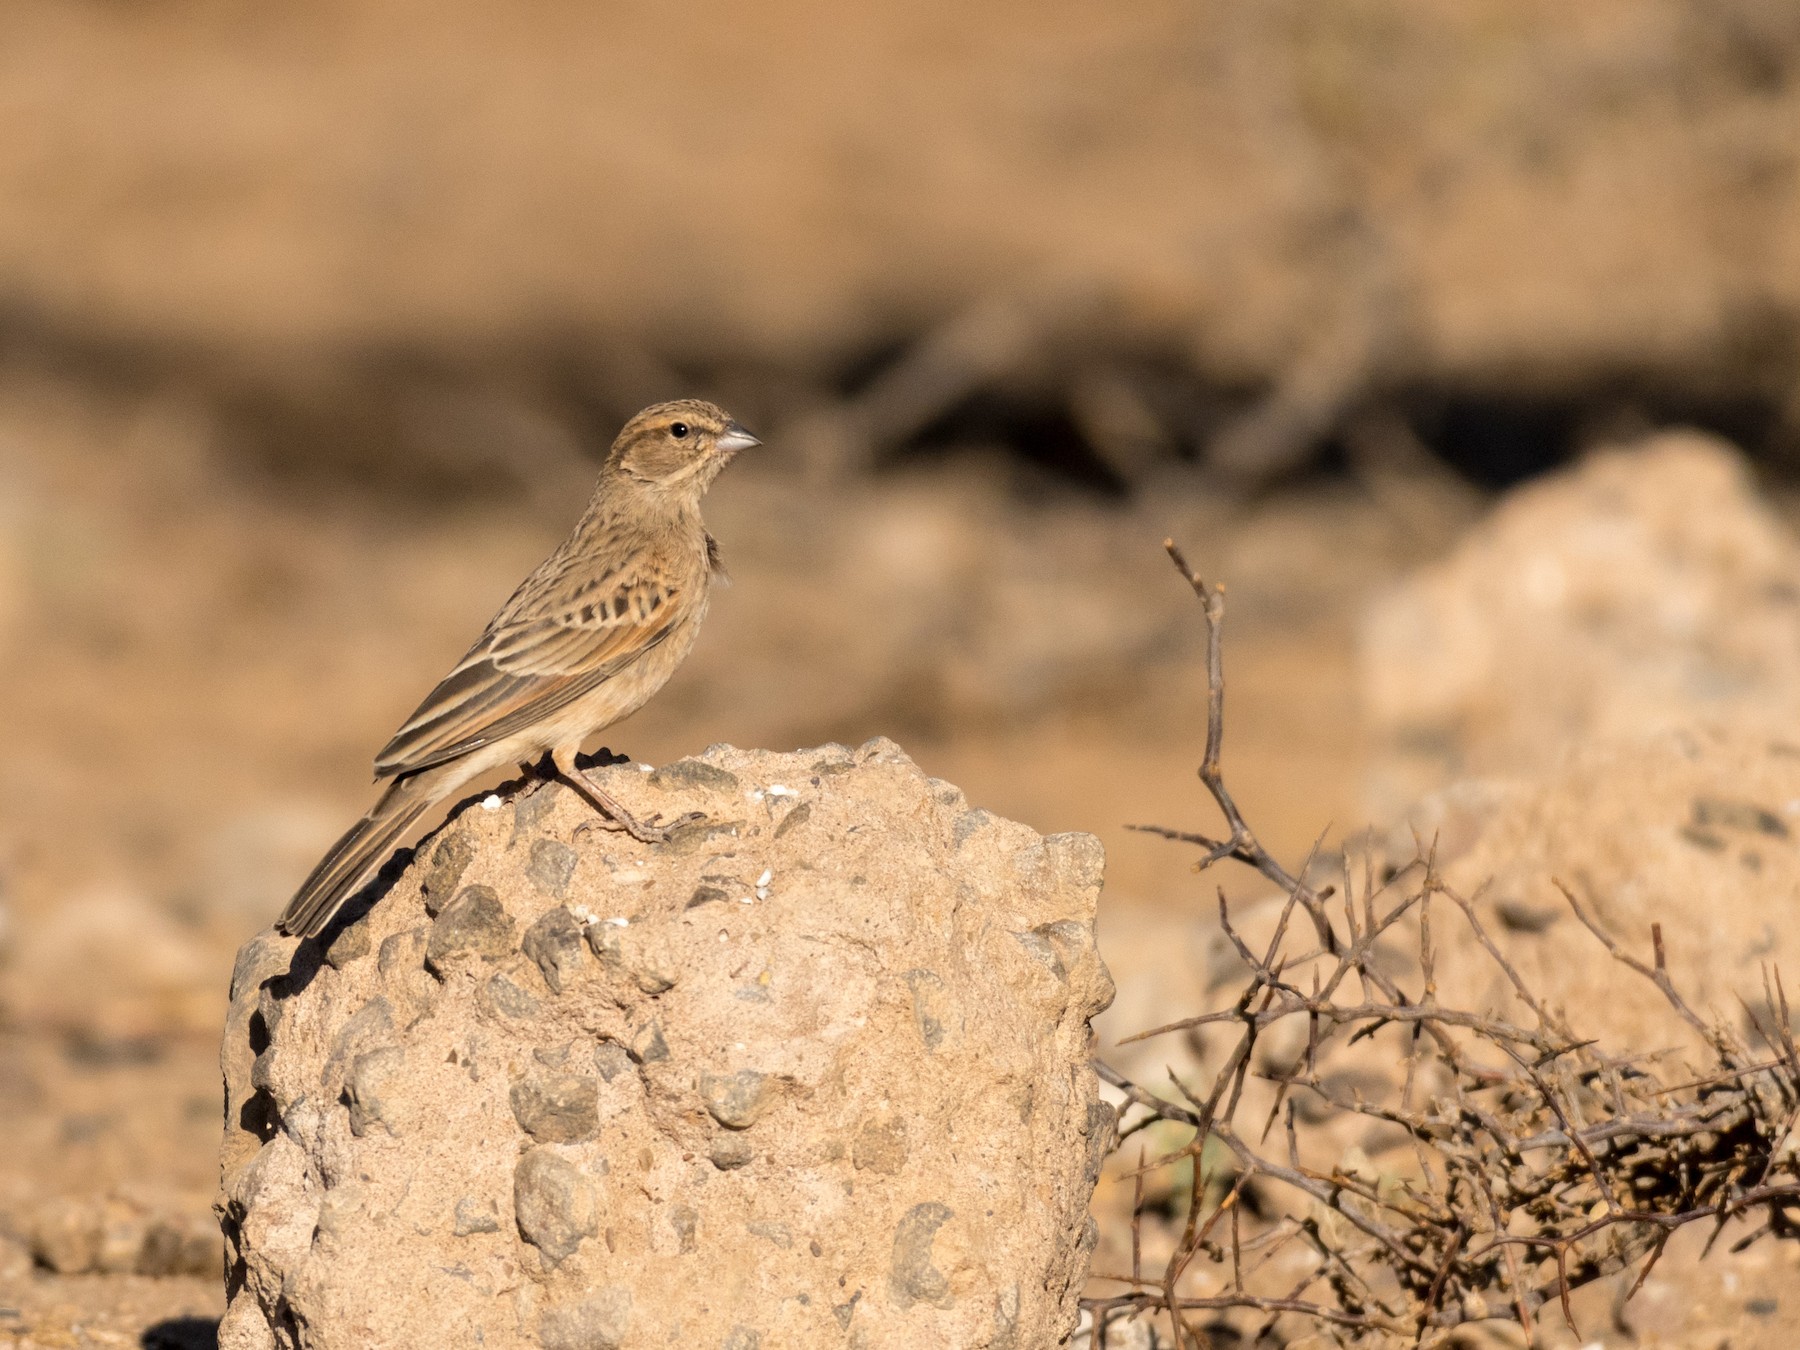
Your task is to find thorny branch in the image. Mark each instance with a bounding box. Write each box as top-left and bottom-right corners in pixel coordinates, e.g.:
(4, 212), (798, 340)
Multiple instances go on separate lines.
(1083, 540), (1800, 1349)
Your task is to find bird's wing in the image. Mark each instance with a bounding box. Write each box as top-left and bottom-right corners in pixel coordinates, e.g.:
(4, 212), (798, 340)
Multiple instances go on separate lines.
(373, 570), (685, 779)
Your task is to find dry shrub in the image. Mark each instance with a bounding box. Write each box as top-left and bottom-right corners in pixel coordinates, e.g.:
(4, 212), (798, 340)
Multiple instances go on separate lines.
(1087, 544), (1800, 1349)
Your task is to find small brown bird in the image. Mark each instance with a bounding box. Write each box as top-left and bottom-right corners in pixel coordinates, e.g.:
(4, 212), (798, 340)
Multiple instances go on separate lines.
(278, 399), (758, 939)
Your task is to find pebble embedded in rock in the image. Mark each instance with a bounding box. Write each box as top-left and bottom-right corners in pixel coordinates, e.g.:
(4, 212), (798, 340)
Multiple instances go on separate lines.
(1080, 1102), (1116, 1183)
(773, 801), (812, 838)
(649, 759), (740, 794)
(1034, 918), (1093, 969)
(991, 1285), (1022, 1349)
(1012, 930), (1065, 980)
(522, 907), (587, 992)
(709, 1136), (753, 1171)
(323, 998), (394, 1083)
(890, 1202), (955, 1310)
(626, 1017), (668, 1064)
(513, 1147), (598, 1266)
(345, 1046), (406, 1137)
(630, 945), (678, 995)
(324, 917), (372, 969)
(420, 831), (477, 914)
(483, 973), (542, 1022)
(903, 969), (951, 1050)
(538, 1288), (632, 1350)
(831, 1292), (860, 1330)
(669, 1203), (698, 1253)
(594, 1040), (633, 1082)
(510, 787), (560, 837)
(745, 1220), (791, 1249)
(852, 1117), (908, 1175)
(453, 1196), (501, 1236)
(953, 809), (994, 848)
(509, 1071), (600, 1143)
(699, 1069), (769, 1130)
(1044, 832), (1105, 894)
(528, 838), (579, 898)
(377, 926), (427, 976)
(426, 885), (516, 972)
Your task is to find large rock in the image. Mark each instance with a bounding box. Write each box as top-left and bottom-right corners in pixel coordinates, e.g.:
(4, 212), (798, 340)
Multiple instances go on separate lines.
(1360, 431), (1800, 817)
(217, 739), (1114, 1350)
(1388, 724), (1800, 1051)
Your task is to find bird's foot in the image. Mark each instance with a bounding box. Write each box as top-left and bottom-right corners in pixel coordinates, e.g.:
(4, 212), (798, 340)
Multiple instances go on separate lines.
(561, 765), (702, 845)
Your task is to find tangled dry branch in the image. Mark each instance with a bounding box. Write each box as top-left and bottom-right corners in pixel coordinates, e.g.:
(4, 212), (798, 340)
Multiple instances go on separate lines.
(1084, 541), (1800, 1349)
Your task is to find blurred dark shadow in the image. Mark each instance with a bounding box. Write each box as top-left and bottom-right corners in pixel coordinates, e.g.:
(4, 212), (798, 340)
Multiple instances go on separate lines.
(142, 1318), (219, 1350)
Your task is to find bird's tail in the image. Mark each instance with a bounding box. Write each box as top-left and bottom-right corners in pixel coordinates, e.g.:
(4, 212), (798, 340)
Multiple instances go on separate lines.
(278, 779), (433, 939)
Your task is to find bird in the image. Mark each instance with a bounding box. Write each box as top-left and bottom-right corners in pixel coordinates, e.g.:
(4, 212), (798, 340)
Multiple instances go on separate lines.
(277, 399), (759, 939)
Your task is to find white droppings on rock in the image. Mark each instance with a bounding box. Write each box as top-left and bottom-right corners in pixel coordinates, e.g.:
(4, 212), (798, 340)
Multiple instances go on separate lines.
(481, 794), (503, 811)
(766, 785), (797, 798)
(755, 869), (773, 888)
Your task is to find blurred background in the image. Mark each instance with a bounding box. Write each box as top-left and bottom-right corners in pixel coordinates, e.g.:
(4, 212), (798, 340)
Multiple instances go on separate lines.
(3, 1), (1800, 1343)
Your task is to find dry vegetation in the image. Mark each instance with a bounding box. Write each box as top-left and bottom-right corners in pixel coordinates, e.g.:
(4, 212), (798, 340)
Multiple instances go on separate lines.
(1087, 548), (1800, 1348)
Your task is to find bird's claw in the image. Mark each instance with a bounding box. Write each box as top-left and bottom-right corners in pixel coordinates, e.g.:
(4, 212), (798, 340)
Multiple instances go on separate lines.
(620, 814), (671, 845)
(619, 810), (708, 844)
(560, 764), (710, 846)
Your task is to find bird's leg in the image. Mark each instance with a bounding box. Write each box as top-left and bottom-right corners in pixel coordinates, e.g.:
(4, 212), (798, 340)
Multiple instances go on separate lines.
(550, 746), (701, 845)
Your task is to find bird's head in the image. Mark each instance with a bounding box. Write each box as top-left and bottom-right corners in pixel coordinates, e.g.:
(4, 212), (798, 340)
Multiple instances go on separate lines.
(605, 399), (759, 498)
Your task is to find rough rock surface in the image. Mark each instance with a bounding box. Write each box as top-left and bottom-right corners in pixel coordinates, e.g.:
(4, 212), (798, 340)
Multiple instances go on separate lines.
(1385, 724), (1800, 1051)
(217, 739), (1114, 1350)
(1359, 431), (1800, 817)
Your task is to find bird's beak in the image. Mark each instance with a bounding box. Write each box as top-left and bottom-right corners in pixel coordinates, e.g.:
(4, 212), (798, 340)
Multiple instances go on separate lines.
(717, 421), (760, 455)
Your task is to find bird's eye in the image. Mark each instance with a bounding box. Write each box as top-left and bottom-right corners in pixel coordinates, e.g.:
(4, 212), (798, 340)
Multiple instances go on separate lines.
(670, 422), (689, 439)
